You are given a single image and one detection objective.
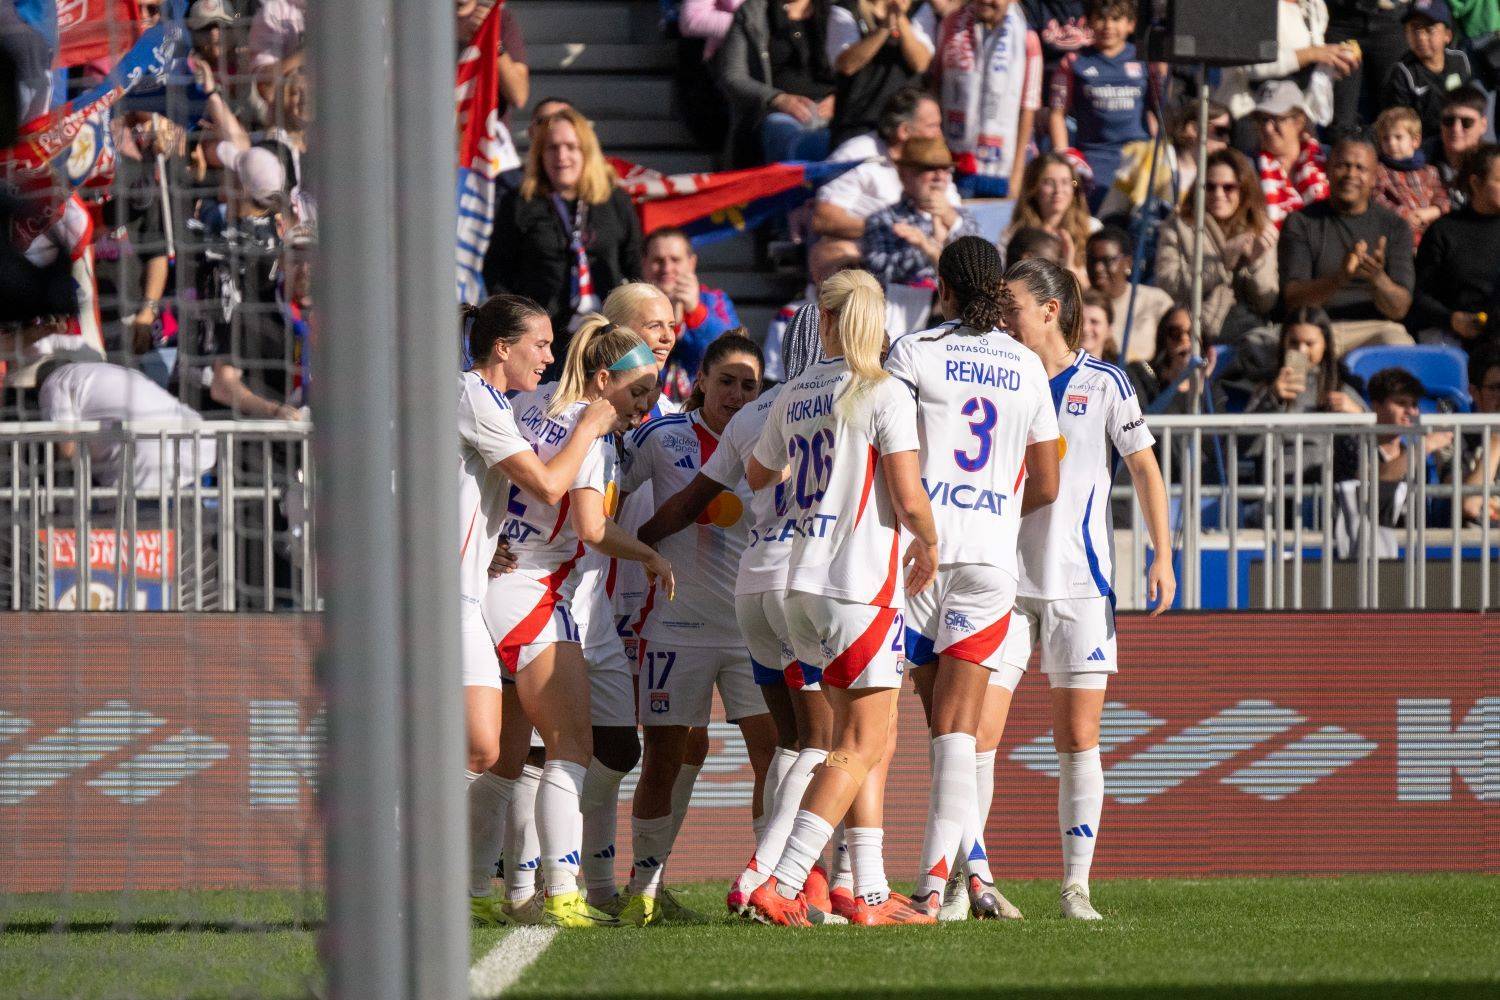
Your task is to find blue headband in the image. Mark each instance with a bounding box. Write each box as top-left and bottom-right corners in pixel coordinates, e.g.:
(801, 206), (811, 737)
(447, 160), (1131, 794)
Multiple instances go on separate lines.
(608, 342), (657, 372)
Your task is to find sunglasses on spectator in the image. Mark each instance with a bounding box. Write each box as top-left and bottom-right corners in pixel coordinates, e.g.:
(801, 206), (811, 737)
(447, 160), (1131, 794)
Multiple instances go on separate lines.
(1442, 113), (1481, 129)
(1206, 181), (1239, 194)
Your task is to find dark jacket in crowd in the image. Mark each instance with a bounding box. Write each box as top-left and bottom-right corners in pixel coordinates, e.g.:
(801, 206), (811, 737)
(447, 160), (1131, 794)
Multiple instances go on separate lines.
(484, 186), (643, 345)
(1410, 204), (1500, 341)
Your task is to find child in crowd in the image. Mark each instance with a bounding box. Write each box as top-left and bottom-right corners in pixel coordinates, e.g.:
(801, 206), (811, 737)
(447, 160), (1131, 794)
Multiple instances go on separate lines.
(1380, 0), (1474, 143)
(1046, 0), (1155, 213)
(1373, 106), (1450, 247)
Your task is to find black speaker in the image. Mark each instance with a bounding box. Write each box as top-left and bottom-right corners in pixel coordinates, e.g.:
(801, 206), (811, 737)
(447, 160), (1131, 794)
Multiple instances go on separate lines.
(1145, 0), (1280, 67)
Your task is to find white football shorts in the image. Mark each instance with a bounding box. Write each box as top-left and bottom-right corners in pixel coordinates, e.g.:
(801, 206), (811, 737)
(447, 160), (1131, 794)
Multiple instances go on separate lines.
(636, 640), (767, 726)
(783, 591), (906, 691)
(735, 590), (822, 692)
(993, 595), (1115, 691)
(482, 569), (582, 674)
(904, 562), (1017, 671)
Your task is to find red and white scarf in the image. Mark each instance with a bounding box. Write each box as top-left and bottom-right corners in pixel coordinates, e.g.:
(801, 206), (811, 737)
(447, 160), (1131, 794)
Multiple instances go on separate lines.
(1259, 137), (1329, 228)
(551, 194), (599, 329)
(936, 2), (1031, 180)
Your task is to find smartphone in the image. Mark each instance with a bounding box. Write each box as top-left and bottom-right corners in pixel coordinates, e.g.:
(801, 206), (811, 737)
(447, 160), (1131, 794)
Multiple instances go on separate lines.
(1285, 349), (1310, 389)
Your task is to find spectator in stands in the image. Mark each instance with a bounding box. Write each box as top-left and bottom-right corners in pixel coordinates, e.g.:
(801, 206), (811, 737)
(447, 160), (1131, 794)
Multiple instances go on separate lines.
(1155, 149), (1280, 348)
(1214, 0), (1355, 147)
(457, 0), (530, 125)
(249, 0), (304, 73)
(1381, 0), (1474, 142)
(486, 108), (643, 359)
(1126, 307), (1198, 409)
(680, 0), (749, 59)
(764, 238), (854, 381)
(717, 0), (838, 164)
(1461, 343), (1500, 523)
(1280, 136), (1417, 356)
(1430, 85), (1489, 210)
(825, 0), (936, 150)
(1086, 225), (1173, 363)
(1078, 287), (1118, 361)
(933, 0), (1042, 198)
(1251, 80), (1329, 228)
(860, 137), (980, 289)
(1023, 0), (1090, 77)
(1411, 143), (1500, 349)
(256, 54), (312, 221)
(1047, 0), (1154, 212)
(814, 88), (956, 241)
(178, 145), (300, 421)
(1097, 99), (1231, 222)
(1004, 226), (1068, 270)
(1370, 366), (1452, 483)
(38, 354), (217, 496)
(643, 227), (742, 388)
(1006, 151), (1099, 277)
(97, 112), (180, 356)
(1246, 307), (1365, 416)
(1373, 106), (1450, 248)
(1324, 0), (1405, 132)
(188, 0), (235, 73)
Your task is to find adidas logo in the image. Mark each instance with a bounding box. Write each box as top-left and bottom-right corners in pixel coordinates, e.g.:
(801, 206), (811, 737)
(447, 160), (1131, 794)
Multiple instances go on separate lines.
(674, 455), (695, 469)
(1065, 824), (1095, 838)
(517, 855), (541, 871)
(1086, 647), (1107, 662)
(591, 844), (616, 860)
(558, 849), (582, 866)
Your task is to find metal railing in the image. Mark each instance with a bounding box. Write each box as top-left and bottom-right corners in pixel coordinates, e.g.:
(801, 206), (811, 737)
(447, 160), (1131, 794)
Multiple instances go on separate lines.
(1, 419), (314, 611)
(1112, 413), (1499, 612)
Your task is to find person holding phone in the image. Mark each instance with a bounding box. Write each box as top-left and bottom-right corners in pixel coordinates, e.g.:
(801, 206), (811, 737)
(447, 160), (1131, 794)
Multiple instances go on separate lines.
(1249, 308), (1365, 416)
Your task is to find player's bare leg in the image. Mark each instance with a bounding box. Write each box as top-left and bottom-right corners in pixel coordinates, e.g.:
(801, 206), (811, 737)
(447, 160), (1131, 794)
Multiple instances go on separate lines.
(1054, 685), (1106, 921)
(846, 695), (924, 925)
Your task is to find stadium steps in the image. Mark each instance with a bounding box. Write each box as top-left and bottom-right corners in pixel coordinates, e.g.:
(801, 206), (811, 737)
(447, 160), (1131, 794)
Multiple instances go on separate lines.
(510, 0), (797, 352)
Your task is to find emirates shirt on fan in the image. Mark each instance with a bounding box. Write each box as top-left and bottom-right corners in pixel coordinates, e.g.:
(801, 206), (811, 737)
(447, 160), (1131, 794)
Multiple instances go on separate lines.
(458, 371), (531, 603)
(621, 408), (753, 646)
(884, 322), (1057, 577)
(499, 390), (605, 576)
(1018, 350), (1153, 600)
(751, 360), (920, 609)
(699, 386), (790, 597)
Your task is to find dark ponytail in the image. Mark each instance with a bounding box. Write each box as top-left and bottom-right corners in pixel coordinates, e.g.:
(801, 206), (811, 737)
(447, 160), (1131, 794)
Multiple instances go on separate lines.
(935, 235), (1005, 335)
(1003, 257), (1084, 349)
(465, 294), (549, 365)
(685, 330), (764, 412)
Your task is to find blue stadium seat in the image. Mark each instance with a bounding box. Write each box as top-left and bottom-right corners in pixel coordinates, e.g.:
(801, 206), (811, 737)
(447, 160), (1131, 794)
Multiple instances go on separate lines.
(1342, 345), (1473, 412)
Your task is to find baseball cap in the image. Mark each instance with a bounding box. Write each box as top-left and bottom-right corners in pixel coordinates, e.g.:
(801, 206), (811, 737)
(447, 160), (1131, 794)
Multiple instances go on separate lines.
(216, 143), (287, 208)
(1403, 0), (1454, 29)
(187, 0), (236, 30)
(1253, 80), (1310, 119)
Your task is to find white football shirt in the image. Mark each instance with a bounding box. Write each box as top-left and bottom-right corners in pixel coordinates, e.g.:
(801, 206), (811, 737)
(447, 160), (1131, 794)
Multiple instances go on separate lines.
(458, 371), (530, 603)
(751, 360), (920, 608)
(1018, 350), (1154, 600)
(499, 392), (606, 577)
(611, 395), (682, 629)
(700, 386), (789, 597)
(885, 322), (1057, 576)
(621, 408), (754, 646)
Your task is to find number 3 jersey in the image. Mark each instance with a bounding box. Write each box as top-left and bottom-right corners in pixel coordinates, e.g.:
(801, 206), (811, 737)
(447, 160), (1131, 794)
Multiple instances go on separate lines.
(751, 359), (920, 609)
(1019, 349), (1154, 600)
(621, 408), (754, 647)
(884, 323), (1057, 578)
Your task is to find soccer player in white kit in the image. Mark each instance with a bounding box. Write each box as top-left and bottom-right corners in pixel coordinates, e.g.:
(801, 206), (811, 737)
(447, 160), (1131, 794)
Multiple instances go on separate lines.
(885, 238), (1062, 923)
(456, 295), (618, 927)
(743, 269), (941, 928)
(994, 258), (1174, 921)
(482, 315), (676, 928)
(615, 333), (776, 926)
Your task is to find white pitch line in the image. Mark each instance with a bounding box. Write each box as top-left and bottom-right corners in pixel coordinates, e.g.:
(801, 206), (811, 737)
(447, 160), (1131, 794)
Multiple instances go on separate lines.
(469, 925), (558, 1000)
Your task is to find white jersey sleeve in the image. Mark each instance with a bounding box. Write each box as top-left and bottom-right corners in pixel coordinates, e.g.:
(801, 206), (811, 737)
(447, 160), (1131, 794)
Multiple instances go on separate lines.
(885, 325), (1055, 572)
(501, 395), (603, 576)
(458, 372), (531, 603)
(755, 362), (918, 608)
(1107, 380), (1155, 457)
(707, 388), (794, 596)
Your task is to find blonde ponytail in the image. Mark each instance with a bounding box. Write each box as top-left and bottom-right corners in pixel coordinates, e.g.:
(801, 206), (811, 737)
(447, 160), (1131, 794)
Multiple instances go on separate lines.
(549, 314), (652, 416)
(818, 269), (888, 417)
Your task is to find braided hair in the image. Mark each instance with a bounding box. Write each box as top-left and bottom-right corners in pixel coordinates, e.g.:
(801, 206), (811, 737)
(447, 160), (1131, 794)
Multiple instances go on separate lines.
(932, 235), (1005, 337)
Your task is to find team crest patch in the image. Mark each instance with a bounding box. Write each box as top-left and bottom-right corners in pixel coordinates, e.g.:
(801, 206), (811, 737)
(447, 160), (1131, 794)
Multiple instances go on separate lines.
(1066, 393), (1089, 416)
(944, 609), (977, 633)
(649, 691), (670, 714)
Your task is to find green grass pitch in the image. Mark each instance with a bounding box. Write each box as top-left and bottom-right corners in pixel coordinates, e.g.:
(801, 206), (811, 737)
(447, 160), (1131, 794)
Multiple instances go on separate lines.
(3, 876), (1496, 999)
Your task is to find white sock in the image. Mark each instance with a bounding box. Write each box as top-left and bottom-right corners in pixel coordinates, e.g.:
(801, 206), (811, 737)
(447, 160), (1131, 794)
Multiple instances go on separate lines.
(1058, 746), (1103, 893)
(579, 759), (629, 903)
(916, 732), (977, 900)
(830, 822), (853, 891)
(748, 748), (826, 886)
(847, 826), (889, 905)
(537, 759), (587, 897)
(770, 810), (834, 896)
(626, 813), (674, 897)
(668, 762), (701, 841)
(505, 764), (542, 902)
(465, 769), (482, 785)
(468, 772), (513, 897)
(752, 812), (768, 841)
(764, 747), (797, 817)
(962, 749), (998, 885)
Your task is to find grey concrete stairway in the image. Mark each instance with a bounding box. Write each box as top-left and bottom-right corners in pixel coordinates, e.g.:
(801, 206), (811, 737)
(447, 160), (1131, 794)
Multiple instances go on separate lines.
(510, 0), (800, 343)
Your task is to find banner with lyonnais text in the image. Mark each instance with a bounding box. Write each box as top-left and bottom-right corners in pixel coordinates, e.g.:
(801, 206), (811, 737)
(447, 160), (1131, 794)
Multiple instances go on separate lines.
(0, 613), (1493, 892)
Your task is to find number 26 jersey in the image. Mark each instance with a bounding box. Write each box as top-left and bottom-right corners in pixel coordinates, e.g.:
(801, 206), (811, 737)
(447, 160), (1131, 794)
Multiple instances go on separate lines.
(751, 359), (920, 609)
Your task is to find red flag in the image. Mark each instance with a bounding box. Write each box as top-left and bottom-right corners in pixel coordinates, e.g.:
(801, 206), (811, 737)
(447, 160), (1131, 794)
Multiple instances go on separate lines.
(55, 0), (142, 68)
